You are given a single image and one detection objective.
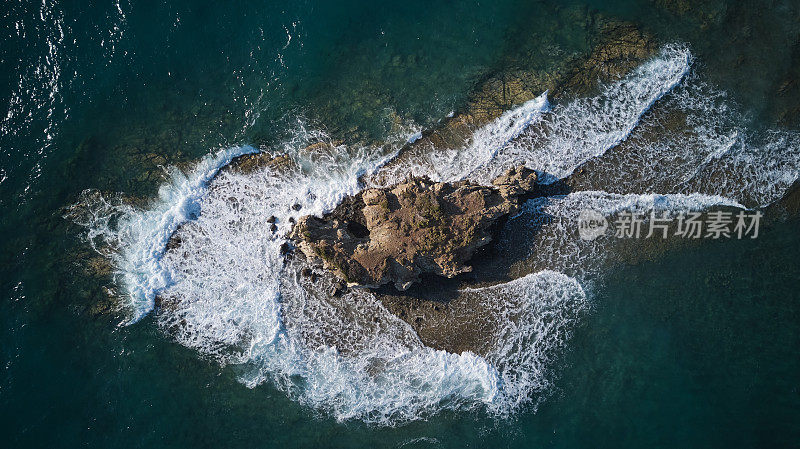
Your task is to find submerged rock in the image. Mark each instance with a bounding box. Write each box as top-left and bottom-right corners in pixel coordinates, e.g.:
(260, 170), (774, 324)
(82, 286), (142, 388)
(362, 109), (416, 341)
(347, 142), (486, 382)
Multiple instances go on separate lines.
(220, 152), (292, 175)
(289, 166), (537, 290)
(557, 21), (656, 96)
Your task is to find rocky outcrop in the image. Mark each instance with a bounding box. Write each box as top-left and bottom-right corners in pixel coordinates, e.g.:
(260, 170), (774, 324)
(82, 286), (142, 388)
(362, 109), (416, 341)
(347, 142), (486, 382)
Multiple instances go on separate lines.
(289, 166), (537, 290)
(557, 22), (656, 96)
(364, 21), (657, 188)
(220, 152), (293, 175)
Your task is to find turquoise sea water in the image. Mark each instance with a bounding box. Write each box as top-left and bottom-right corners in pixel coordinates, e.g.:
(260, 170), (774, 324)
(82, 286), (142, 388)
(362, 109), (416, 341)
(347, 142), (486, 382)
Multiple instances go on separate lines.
(2, 1), (799, 447)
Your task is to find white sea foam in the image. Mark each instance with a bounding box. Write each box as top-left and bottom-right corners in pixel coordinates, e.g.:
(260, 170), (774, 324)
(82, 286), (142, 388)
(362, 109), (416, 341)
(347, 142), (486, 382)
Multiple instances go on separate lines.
(74, 42), (800, 425)
(427, 92), (551, 182)
(565, 76), (800, 207)
(373, 45), (692, 187)
(160, 203), (588, 422)
(72, 146), (258, 323)
(461, 271), (589, 415)
(471, 44), (693, 184)
(153, 143), (502, 424)
(73, 126), (591, 423)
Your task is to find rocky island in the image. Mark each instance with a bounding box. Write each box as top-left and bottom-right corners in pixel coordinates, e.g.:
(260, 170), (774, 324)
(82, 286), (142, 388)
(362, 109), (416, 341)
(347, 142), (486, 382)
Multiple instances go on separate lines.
(289, 165), (538, 291)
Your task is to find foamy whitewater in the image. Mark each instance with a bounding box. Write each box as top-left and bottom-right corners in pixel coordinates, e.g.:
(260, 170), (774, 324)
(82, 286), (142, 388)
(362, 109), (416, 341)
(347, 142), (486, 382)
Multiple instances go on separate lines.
(73, 45), (799, 425)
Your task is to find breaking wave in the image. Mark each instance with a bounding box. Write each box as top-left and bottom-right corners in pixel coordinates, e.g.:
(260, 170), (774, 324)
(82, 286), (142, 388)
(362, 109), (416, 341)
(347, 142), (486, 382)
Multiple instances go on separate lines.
(72, 44), (799, 425)
(566, 77), (800, 207)
(373, 44), (693, 186)
(70, 146), (259, 322)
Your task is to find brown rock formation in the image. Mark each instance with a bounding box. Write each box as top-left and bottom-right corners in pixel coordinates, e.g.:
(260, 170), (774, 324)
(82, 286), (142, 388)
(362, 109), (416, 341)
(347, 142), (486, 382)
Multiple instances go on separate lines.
(289, 165), (537, 290)
(220, 152), (293, 175)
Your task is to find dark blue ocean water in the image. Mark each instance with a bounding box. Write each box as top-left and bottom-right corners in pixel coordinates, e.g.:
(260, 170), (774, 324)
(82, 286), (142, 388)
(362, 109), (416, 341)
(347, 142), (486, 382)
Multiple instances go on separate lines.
(1, 1), (799, 447)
